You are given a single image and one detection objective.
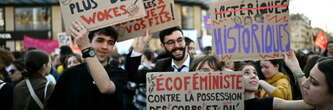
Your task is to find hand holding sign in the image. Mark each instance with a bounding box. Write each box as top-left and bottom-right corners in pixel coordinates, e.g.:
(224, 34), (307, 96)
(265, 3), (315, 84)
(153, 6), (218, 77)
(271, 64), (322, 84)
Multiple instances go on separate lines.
(69, 20), (91, 50)
(114, 0), (181, 41)
(127, 0), (140, 16)
(133, 30), (152, 53)
(283, 50), (302, 74)
(59, 0), (146, 33)
(146, 71), (244, 110)
(210, 0), (290, 61)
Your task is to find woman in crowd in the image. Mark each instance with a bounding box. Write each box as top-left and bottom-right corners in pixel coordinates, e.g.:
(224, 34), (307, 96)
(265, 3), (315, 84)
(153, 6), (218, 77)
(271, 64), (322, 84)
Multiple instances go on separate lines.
(12, 50), (55, 110)
(190, 55), (313, 110)
(243, 51), (333, 110)
(259, 59), (293, 100)
(63, 53), (83, 69)
(240, 62), (313, 110)
(190, 55), (222, 72)
(284, 51), (333, 110)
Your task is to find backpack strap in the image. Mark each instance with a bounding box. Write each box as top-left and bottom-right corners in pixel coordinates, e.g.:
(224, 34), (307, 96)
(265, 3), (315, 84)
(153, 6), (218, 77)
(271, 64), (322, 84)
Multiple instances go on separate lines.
(25, 79), (44, 110)
(44, 80), (50, 99)
(0, 82), (6, 90)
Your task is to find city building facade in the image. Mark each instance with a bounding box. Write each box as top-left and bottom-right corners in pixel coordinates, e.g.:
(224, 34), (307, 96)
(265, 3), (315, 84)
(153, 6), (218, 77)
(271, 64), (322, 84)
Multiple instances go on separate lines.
(289, 14), (314, 50)
(0, 0), (212, 51)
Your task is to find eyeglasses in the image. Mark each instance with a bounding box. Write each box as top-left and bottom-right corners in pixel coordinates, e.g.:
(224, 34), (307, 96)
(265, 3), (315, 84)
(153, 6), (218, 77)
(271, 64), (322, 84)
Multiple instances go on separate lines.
(164, 37), (184, 46)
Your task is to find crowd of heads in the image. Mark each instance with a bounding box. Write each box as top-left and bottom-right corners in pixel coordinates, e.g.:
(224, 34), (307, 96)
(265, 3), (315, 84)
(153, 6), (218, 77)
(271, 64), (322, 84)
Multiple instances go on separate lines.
(1, 25), (333, 110)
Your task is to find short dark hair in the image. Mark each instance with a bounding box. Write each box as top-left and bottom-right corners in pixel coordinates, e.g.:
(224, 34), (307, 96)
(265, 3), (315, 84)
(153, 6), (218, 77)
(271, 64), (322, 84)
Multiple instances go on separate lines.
(88, 26), (119, 42)
(159, 26), (183, 44)
(184, 37), (194, 46)
(203, 46), (212, 55)
(59, 45), (74, 65)
(60, 45), (73, 56)
(262, 59), (284, 73)
(12, 59), (25, 72)
(143, 49), (155, 62)
(23, 50), (50, 77)
(268, 59), (282, 66)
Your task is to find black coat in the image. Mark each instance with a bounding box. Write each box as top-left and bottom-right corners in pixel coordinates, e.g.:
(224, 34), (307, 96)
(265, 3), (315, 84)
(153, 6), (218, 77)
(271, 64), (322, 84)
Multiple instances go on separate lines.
(47, 63), (130, 110)
(126, 52), (192, 83)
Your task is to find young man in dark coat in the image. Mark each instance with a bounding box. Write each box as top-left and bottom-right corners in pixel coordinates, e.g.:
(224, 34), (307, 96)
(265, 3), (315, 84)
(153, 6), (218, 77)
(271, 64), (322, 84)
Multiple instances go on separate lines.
(47, 21), (130, 110)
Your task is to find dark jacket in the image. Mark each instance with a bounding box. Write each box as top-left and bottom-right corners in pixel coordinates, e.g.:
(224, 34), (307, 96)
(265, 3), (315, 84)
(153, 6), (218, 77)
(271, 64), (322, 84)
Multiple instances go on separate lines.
(47, 63), (130, 110)
(126, 52), (192, 83)
(12, 77), (55, 110)
(0, 81), (13, 110)
(126, 56), (171, 83)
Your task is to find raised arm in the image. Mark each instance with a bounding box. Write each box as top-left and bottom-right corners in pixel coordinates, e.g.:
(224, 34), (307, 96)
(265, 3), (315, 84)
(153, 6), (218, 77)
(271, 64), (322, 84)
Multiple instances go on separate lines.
(259, 79), (291, 99)
(283, 50), (306, 95)
(70, 20), (115, 94)
(273, 98), (313, 110)
(133, 30), (152, 54)
(259, 80), (277, 94)
(125, 30), (152, 83)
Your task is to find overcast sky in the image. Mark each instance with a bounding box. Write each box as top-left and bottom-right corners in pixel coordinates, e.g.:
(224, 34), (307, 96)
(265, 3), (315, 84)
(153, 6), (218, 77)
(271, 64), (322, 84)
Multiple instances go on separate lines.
(290, 0), (333, 32)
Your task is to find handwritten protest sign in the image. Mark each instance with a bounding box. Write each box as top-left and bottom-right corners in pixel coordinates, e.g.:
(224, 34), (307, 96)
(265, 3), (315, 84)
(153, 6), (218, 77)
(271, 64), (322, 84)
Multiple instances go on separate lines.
(146, 71), (244, 110)
(114, 0), (181, 41)
(59, 0), (146, 32)
(210, 0), (290, 61)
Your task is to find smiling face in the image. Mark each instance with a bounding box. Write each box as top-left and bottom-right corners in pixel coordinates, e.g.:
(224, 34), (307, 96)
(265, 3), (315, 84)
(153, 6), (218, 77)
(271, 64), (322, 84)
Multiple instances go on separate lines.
(91, 34), (115, 64)
(302, 64), (333, 106)
(161, 31), (187, 61)
(242, 65), (259, 92)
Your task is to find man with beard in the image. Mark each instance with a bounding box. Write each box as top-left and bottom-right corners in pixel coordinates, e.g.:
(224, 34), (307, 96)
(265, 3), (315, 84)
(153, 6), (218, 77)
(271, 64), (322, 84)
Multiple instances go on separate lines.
(125, 27), (193, 110)
(127, 26), (192, 83)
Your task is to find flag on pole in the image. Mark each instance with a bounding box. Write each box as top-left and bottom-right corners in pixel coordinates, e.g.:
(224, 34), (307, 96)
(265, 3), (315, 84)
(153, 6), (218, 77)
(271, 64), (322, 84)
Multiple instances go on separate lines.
(315, 31), (328, 49)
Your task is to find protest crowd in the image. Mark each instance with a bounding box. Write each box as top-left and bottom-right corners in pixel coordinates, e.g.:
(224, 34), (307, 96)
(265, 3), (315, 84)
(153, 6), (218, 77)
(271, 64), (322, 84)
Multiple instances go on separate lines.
(1, 0), (333, 110)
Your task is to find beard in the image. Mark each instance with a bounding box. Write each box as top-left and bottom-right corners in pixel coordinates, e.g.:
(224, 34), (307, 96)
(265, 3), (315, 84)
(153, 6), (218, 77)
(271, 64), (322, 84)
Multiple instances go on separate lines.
(166, 47), (186, 61)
